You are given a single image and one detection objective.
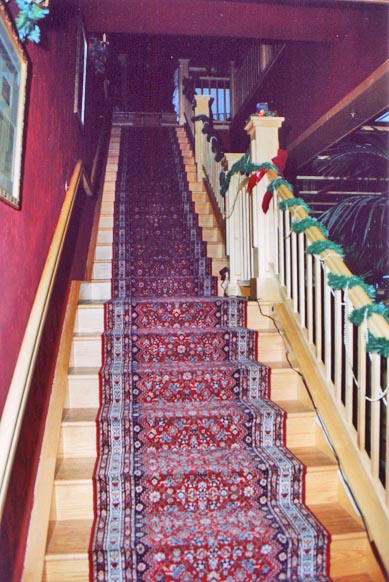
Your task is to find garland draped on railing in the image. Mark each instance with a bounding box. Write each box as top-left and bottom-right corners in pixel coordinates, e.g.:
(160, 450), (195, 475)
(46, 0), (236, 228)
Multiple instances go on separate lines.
(220, 152), (389, 357)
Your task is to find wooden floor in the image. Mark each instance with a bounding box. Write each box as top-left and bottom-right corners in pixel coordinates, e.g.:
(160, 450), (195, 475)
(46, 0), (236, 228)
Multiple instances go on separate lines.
(23, 125), (386, 582)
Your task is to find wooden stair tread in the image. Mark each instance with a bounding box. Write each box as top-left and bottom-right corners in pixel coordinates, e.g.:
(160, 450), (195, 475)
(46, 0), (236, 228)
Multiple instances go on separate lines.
(63, 408), (98, 423)
(46, 519), (92, 557)
(291, 446), (337, 469)
(55, 457), (96, 481)
(309, 503), (364, 537)
(68, 366), (100, 376)
(275, 400), (315, 415)
(332, 575), (374, 582)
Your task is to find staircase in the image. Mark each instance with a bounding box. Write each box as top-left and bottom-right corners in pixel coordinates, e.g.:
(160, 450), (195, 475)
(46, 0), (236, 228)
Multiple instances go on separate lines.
(40, 125), (385, 581)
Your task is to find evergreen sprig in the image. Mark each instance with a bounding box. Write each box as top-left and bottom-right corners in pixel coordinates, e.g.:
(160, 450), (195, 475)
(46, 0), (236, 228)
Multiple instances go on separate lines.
(291, 216), (329, 237)
(349, 303), (389, 326)
(327, 273), (376, 301)
(278, 197), (311, 214)
(306, 240), (345, 259)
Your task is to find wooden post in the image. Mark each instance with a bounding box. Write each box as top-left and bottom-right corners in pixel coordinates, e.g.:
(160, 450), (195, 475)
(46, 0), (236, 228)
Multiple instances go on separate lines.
(178, 59), (190, 126)
(194, 94), (212, 182)
(245, 115), (285, 298)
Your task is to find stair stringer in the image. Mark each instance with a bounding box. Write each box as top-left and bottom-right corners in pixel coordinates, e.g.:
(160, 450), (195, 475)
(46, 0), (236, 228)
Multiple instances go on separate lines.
(247, 298), (386, 581)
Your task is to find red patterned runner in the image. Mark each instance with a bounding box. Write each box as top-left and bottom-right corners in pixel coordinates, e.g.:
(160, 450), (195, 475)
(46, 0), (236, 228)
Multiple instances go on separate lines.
(90, 127), (329, 581)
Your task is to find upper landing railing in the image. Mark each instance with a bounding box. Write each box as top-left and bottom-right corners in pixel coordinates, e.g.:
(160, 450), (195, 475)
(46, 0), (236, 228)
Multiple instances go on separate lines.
(188, 96), (389, 572)
(177, 43), (284, 131)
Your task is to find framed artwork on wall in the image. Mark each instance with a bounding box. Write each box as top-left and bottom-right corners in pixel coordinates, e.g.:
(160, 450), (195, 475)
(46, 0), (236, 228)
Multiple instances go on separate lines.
(0, 2), (28, 209)
(74, 14), (87, 130)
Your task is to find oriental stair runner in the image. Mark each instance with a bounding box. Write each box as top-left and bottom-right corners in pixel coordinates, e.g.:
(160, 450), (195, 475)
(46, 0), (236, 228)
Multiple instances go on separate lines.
(90, 127), (329, 581)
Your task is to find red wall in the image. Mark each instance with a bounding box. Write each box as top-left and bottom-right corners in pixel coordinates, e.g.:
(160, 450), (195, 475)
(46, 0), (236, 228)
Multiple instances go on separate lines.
(0, 3), (106, 580)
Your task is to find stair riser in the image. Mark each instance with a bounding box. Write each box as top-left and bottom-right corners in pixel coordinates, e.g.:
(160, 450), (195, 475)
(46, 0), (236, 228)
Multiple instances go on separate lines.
(305, 468), (339, 505)
(256, 336), (288, 365)
(79, 281), (111, 301)
(329, 537), (374, 578)
(95, 245), (113, 261)
(70, 338), (102, 368)
(189, 182), (204, 193)
(270, 369), (303, 401)
(97, 230), (113, 244)
(206, 243), (225, 259)
(100, 204), (115, 216)
(99, 215), (114, 229)
(92, 262), (112, 280)
(247, 303), (277, 331)
(43, 558), (89, 582)
(59, 425), (96, 458)
(75, 305), (104, 334)
(285, 415), (317, 448)
(66, 375), (99, 408)
(195, 201), (211, 214)
(198, 214), (217, 227)
(202, 228), (223, 243)
(191, 192), (208, 204)
(52, 483), (93, 520)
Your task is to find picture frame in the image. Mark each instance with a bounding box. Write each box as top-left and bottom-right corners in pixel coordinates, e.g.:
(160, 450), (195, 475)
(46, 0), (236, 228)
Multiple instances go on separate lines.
(74, 14), (87, 130)
(0, 2), (28, 209)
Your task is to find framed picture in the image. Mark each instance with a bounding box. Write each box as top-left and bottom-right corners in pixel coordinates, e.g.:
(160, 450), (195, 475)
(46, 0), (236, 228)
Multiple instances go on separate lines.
(74, 14), (87, 130)
(0, 2), (28, 209)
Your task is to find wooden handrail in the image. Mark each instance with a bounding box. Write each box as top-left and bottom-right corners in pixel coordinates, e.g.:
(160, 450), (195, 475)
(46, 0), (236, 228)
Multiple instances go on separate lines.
(268, 167), (389, 342)
(0, 148), (102, 519)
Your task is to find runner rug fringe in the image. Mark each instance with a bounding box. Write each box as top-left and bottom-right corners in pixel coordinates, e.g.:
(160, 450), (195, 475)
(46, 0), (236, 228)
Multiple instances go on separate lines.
(90, 127), (329, 581)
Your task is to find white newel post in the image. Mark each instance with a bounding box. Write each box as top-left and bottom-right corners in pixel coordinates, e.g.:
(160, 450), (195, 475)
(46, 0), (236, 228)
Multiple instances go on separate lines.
(178, 59), (190, 126)
(194, 94), (212, 182)
(245, 115), (284, 297)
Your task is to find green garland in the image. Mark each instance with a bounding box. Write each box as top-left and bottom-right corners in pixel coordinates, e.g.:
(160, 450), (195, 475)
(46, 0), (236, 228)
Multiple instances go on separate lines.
(327, 273), (376, 301)
(219, 152), (280, 197)
(291, 216), (329, 237)
(267, 176), (293, 193)
(278, 197), (311, 214)
(218, 148), (389, 357)
(349, 303), (389, 326)
(306, 240), (345, 259)
(366, 333), (389, 358)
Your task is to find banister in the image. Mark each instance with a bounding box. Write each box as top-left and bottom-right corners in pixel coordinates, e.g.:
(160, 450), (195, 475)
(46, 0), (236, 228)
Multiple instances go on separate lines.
(0, 127), (105, 519)
(268, 167), (389, 343)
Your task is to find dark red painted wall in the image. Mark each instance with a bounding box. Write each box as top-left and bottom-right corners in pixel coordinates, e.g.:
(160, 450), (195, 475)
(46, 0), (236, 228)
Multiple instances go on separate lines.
(0, 2), (106, 580)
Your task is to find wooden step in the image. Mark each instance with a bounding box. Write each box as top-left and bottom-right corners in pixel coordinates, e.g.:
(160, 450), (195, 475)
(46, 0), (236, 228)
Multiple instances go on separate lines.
(291, 446), (339, 505)
(211, 257), (228, 277)
(198, 214), (217, 227)
(195, 201), (211, 214)
(191, 191), (208, 204)
(91, 260), (112, 281)
(59, 408), (97, 458)
(44, 519), (91, 582)
(247, 301), (278, 331)
(75, 303), (104, 334)
(94, 243), (112, 261)
(70, 335), (102, 368)
(65, 368), (100, 409)
(79, 281), (111, 301)
(51, 457), (95, 520)
(206, 242), (225, 259)
(189, 181), (204, 193)
(310, 503), (382, 579)
(202, 227), (223, 243)
(256, 330), (288, 365)
(97, 228), (113, 244)
(98, 214), (114, 229)
(276, 399), (318, 448)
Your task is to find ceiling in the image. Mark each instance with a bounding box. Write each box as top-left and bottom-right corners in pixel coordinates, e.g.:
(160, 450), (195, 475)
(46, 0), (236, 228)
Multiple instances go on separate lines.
(78, 0), (387, 41)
